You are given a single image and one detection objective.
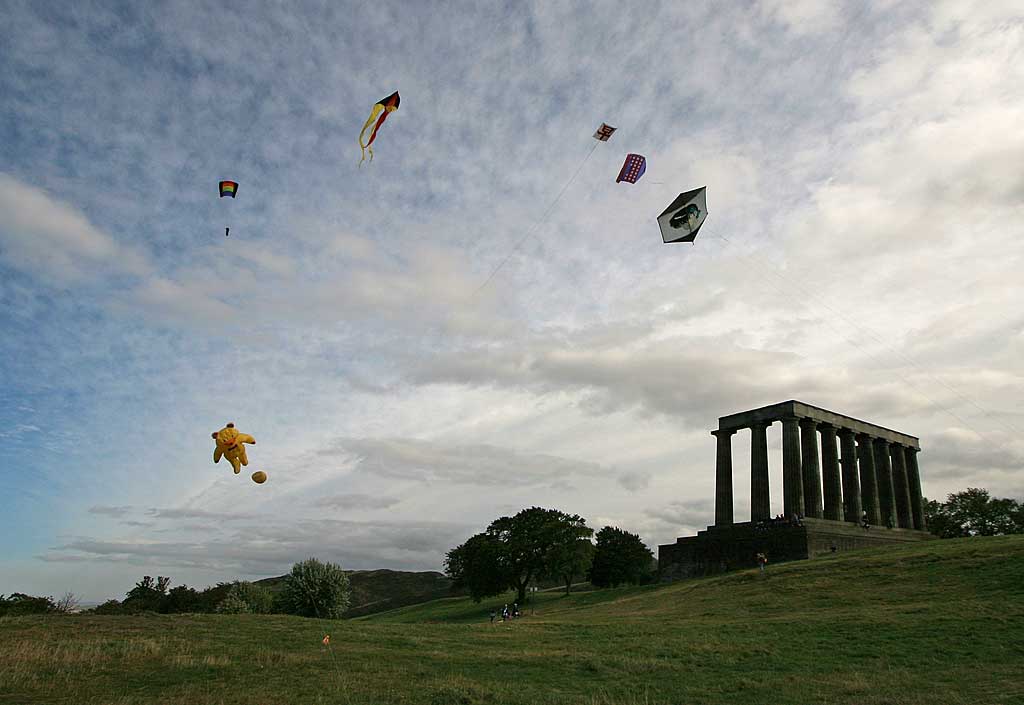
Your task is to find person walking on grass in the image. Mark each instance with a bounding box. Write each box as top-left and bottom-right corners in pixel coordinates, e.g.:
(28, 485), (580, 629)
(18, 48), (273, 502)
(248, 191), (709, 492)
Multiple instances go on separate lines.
(489, 609), (496, 624)
(756, 552), (768, 574)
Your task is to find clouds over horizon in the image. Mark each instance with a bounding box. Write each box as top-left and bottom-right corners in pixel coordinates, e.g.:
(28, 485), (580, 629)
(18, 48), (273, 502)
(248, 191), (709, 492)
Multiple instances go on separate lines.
(3, 0), (1023, 600)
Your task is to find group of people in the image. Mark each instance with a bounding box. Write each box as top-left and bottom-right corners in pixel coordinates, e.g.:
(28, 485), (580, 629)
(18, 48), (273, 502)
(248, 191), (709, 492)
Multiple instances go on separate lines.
(754, 513), (805, 534)
(490, 603), (520, 623)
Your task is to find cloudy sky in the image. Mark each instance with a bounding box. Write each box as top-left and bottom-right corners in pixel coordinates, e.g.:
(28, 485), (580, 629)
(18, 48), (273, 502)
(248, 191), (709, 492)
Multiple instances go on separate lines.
(2, 0), (1022, 602)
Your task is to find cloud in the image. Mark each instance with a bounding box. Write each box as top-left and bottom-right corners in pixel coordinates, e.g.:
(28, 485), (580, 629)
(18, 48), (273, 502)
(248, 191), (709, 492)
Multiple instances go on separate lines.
(88, 506), (132, 518)
(409, 332), (837, 424)
(41, 517), (473, 575)
(0, 173), (151, 283)
(330, 437), (610, 487)
(146, 508), (257, 521)
(312, 494), (402, 510)
(617, 471), (651, 493)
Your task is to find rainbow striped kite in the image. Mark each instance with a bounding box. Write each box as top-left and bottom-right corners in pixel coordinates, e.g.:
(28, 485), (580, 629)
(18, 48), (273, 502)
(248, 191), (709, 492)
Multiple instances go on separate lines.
(219, 181), (238, 198)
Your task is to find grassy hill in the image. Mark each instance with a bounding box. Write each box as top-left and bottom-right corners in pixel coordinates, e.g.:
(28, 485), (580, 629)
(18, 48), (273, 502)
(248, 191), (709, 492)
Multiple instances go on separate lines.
(2, 536), (1023, 705)
(255, 569), (461, 618)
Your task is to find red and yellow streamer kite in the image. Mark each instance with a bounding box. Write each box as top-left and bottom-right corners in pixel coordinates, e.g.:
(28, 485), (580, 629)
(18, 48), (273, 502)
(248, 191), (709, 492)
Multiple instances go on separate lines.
(358, 91), (400, 165)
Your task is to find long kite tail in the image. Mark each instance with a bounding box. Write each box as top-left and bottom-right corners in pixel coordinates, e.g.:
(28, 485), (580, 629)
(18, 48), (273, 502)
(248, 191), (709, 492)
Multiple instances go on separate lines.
(358, 104), (385, 166)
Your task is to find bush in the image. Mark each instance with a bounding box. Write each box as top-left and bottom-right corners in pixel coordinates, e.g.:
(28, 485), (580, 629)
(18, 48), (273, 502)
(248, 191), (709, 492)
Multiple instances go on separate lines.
(216, 582), (274, 615)
(0, 593), (56, 616)
(216, 592), (252, 614)
(280, 558), (351, 619)
(91, 599), (126, 615)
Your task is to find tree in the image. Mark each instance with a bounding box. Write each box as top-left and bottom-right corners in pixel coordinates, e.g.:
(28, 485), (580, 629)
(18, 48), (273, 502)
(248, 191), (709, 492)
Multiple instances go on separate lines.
(548, 536), (595, 595)
(0, 593), (56, 616)
(925, 489), (1024, 538)
(445, 532), (509, 602)
(164, 585), (203, 614)
(491, 507), (592, 603)
(124, 576), (171, 612)
(216, 581), (274, 614)
(53, 592), (80, 614)
(446, 507), (594, 604)
(588, 526), (655, 588)
(280, 558), (351, 619)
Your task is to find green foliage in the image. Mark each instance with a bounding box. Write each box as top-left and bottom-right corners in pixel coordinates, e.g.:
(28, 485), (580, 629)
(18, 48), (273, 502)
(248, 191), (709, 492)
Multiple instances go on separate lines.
(926, 488), (1024, 538)
(0, 593), (56, 616)
(215, 593), (251, 614)
(547, 537), (595, 595)
(163, 585), (202, 614)
(280, 558), (351, 619)
(446, 507), (595, 603)
(123, 576), (171, 612)
(445, 533), (509, 603)
(588, 526), (654, 588)
(90, 599), (126, 615)
(217, 582), (274, 615)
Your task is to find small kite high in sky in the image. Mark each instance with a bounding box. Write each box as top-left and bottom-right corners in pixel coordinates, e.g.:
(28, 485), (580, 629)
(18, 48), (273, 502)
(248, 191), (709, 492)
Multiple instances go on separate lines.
(359, 91), (400, 165)
(219, 181), (237, 236)
(616, 154), (646, 183)
(592, 123), (616, 141)
(657, 187), (708, 243)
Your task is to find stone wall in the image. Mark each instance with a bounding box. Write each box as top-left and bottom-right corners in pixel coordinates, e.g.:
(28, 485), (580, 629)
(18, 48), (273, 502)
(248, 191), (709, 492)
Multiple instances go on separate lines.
(659, 518), (935, 580)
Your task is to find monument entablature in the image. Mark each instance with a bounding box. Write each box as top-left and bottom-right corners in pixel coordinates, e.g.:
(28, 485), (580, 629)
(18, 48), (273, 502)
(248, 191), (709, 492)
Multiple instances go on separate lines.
(716, 400), (920, 449)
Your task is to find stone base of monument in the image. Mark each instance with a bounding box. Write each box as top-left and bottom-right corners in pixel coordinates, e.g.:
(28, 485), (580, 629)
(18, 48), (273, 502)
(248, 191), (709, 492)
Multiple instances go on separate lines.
(657, 518), (936, 581)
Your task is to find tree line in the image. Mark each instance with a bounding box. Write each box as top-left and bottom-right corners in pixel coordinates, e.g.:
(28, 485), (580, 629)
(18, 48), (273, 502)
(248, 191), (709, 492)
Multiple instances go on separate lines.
(924, 488), (1024, 538)
(444, 506), (656, 603)
(1, 558), (353, 618)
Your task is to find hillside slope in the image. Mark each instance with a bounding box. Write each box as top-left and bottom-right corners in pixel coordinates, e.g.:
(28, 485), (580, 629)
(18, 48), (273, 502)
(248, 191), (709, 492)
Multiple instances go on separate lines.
(2, 536), (1022, 705)
(255, 568), (462, 617)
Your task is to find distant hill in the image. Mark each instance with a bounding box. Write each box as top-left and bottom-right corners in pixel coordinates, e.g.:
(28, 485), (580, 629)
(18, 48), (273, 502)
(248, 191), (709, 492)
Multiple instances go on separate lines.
(254, 568), (463, 617)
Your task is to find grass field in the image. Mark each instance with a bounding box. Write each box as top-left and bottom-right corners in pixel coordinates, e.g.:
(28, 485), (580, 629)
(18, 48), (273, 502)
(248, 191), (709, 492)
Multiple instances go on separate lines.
(3, 536), (1023, 705)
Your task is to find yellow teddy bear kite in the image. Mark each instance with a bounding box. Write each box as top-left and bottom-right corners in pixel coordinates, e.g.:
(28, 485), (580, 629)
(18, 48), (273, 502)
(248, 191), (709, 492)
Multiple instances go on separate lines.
(211, 422), (256, 475)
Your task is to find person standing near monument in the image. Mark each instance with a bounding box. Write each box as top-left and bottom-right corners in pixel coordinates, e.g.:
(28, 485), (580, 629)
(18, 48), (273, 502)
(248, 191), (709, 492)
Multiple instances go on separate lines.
(756, 552), (768, 574)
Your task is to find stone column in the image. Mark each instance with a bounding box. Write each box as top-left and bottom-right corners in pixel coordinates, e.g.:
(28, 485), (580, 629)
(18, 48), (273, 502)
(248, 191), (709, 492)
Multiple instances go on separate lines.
(713, 429), (736, 526)
(890, 444), (913, 529)
(819, 424), (842, 521)
(799, 418), (824, 519)
(874, 438), (897, 528)
(839, 429), (861, 522)
(905, 447), (926, 530)
(750, 421), (771, 522)
(857, 434), (881, 525)
(781, 416), (804, 519)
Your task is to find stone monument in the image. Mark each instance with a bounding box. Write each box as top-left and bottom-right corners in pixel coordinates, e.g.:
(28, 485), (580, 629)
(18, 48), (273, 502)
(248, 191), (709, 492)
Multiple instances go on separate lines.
(659, 400), (936, 580)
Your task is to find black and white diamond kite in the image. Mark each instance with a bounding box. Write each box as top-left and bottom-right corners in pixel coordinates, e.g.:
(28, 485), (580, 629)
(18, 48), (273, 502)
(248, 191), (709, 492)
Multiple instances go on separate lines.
(657, 187), (708, 244)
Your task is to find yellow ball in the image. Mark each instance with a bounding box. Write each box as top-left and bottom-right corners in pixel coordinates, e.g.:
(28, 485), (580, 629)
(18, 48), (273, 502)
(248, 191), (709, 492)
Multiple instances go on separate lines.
(251, 471), (268, 484)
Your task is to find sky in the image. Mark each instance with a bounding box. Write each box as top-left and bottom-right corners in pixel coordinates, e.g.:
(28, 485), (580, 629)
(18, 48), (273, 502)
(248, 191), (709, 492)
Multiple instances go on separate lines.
(1, 0), (1022, 603)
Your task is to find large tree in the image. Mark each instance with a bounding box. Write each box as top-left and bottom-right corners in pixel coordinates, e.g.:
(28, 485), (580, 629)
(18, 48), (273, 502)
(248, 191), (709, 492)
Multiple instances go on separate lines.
(925, 488), (1024, 538)
(588, 526), (654, 588)
(548, 537), (595, 595)
(444, 532), (509, 602)
(446, 507), (592, 603)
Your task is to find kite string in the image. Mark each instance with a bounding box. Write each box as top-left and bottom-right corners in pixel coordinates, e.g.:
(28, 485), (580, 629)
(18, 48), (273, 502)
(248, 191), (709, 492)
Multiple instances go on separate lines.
(473, 140), (601, 295)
